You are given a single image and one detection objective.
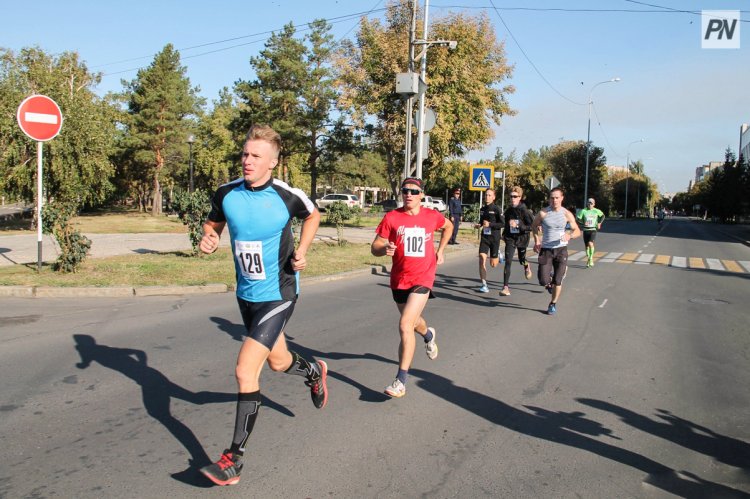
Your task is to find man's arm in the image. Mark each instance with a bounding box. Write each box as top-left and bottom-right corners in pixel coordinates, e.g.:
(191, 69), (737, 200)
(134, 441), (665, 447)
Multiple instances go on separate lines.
(531, 211), (544, 252)
(435, 217), (453, 265)
(564, 210), (582, 241)
(491, 206), (504, 230)
(199, 220), (226, 254)
(371, 235), (395, 257)
(291, 209), (321, 271)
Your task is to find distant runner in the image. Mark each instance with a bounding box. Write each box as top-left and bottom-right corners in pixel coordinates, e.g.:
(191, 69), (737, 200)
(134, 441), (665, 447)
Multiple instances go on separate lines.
(475, 189), (503, 293)
(576, 197), (605, 268)
(500, 186), (534, 296)
(531, 187), (581, 315)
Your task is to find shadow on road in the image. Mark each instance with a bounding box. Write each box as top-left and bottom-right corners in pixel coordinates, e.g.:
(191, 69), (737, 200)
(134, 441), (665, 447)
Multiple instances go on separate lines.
(72, 334), (290, 487)
(578, 398), (750, 471)
(409, 368), (749, 498)
(209, 316), (395, 403)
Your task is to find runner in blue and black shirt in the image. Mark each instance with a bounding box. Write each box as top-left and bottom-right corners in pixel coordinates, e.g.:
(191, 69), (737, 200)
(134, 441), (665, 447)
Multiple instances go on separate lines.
(198, 125), (328, 487)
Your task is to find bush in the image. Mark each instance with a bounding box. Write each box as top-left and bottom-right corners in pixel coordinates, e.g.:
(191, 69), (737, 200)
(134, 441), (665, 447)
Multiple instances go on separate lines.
(170, 189), (211, 254)
(42, 202), (91, 273)
(462, 203), (481, 224)
(326, 202), (353, 246)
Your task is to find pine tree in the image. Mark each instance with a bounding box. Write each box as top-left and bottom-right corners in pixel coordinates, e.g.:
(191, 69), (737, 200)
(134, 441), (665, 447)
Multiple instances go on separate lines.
(121, 44), (202, 216)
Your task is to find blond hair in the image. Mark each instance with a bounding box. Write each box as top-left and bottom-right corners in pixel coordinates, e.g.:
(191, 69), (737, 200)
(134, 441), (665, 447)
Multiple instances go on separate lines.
(511, 186), (523, 197)
(245, 124), (281, 158)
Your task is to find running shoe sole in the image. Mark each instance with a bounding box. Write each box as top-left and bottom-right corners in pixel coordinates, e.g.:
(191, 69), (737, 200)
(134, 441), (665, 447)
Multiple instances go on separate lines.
(425, 328), (438, 360)
(201, 471), (241, 487)
(313, 360), (328, 409)
(385, 385), (406, 398)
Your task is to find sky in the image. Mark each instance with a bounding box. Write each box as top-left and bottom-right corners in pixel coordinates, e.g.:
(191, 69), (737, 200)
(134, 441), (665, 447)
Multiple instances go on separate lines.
(3, 0), (748, 194)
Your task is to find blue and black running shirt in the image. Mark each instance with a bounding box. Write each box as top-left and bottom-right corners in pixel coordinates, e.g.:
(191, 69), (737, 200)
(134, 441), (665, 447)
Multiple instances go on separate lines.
(207, 177), (315, 303)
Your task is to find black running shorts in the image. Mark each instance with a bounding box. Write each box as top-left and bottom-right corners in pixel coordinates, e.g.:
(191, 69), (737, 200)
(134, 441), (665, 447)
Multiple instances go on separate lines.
(236, 298), (296, 350)
(479, 235), (500, 259)
(391, 285), (434, 304)
(583, 230), (597, 245)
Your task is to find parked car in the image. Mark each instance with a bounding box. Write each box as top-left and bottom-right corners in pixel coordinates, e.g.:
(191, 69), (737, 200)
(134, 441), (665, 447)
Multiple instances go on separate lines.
(421, 196), (447, 212)
(315, 193), (359, 211)
(431, 198), (447, 212)
(375, 199), (398, 212)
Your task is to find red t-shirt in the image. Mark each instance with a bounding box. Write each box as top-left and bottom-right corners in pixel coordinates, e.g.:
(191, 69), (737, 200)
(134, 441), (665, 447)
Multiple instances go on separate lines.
(376, 207), (447, 290)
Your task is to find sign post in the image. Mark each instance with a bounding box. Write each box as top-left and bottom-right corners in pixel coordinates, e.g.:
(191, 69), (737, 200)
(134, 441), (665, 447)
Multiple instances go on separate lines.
(16, 95), (63, 270)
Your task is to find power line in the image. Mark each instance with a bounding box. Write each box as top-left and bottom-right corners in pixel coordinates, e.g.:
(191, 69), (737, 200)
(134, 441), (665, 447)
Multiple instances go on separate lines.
(96, 7), (389, 76)
(591, 102), (620, 158)
(486, 0), (585, 105)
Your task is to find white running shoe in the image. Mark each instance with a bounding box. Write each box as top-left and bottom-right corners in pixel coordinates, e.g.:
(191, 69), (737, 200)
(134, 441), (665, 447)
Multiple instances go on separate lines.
(478, 284), (489, 293)
(384, 379), (406, 398)
(424, 327), (438, 360)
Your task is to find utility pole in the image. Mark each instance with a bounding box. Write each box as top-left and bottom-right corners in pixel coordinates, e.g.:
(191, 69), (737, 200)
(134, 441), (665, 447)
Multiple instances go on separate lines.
(395, 0), (456, 183)
(402, 1), (417, 180)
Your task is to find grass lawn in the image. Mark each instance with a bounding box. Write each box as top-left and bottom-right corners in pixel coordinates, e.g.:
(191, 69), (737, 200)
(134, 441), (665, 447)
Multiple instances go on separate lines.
(0, 210), (474, 288)
(0, 243), (384, 288)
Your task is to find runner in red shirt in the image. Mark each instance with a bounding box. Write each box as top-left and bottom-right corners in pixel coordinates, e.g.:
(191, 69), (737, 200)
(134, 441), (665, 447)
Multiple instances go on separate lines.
(371, 178), (453, 398)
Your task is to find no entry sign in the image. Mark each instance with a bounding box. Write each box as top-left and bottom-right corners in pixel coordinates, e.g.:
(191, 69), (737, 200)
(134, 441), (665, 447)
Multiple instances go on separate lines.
(17, 95), (63, 142)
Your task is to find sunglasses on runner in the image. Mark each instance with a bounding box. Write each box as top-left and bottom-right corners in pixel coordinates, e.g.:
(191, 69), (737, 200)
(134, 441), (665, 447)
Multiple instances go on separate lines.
(401, 188), (422, 195)
(510, 195), (520, 198)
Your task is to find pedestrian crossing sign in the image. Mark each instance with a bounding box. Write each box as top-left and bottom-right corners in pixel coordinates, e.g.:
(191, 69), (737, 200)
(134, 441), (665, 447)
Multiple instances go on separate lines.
(469, 165), (494, 191)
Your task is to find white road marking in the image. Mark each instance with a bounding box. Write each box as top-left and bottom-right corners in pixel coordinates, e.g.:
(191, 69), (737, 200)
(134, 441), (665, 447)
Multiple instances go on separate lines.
(706, 258), (724, 271)
(671, 256), (687, 268)
(636, 253), (655, 264)
(598, 299), (608, 308)
(569, 251), (587, 261)
(741, 261), (750, 272)
(599, 252), (622, 263)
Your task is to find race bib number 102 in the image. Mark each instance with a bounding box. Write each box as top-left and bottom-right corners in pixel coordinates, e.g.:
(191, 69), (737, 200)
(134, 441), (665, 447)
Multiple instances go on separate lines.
(235, 240), (266, 280)
(403, 227), (426, 257)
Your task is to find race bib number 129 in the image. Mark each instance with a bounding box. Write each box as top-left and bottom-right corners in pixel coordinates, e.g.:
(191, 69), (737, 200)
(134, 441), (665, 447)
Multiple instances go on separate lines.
(403, 227), (426, 257)
(235, 240), (266, 280)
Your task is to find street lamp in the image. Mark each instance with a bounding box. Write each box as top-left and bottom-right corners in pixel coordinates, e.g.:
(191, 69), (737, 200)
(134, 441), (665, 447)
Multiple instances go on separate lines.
(583, 77), (621, 207)
(625, 139), (644, 219)
(187, 134), (195, 193)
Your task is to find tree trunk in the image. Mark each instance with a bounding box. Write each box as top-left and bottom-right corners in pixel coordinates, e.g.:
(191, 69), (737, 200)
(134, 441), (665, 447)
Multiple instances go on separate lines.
(309, 134), (319, 201)
(151, 176), (162, 217)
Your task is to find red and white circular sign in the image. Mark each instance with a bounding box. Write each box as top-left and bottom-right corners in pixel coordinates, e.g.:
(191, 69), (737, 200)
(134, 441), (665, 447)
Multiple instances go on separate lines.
(16, 95), (63, 142)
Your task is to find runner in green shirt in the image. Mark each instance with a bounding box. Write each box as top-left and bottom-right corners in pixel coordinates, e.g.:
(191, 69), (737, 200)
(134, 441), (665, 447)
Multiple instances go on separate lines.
(577, 198), (605, 268)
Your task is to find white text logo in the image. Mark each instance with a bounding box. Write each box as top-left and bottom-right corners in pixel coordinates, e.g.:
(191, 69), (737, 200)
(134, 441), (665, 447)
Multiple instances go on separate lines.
(702, 10), (740, 49)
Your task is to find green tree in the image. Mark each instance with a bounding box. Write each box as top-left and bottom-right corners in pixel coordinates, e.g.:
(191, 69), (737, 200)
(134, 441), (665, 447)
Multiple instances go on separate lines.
(234, 20), (343, 198)
(0, 47), (116, 209)
(501, 148), (551, 212)
(336, 0), (515, 186)
(121, 44), (203, 216)
(193, 88), (241, 190)
(546, 141), (607, 211)
(328, 151), (388, 195)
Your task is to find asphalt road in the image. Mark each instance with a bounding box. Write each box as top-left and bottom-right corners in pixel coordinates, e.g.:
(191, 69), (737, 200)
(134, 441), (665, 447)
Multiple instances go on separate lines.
(0, 218), (748, 498)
